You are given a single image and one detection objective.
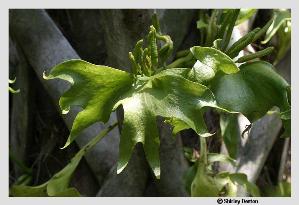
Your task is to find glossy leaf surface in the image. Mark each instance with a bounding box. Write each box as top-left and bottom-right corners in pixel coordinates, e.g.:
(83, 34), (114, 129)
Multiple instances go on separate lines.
(220, 114), (239, 158)
(45, 60), (223, 178)
(210, 61), (290, 122)
(114, 69), (220, 177)
(44, 60), (133, 148)
(188, 47), (239, 83)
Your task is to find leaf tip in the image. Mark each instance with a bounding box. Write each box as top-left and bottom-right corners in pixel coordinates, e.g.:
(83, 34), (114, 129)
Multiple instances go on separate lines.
(43, 71), (51, 80)
(153, 168), (160, 179)
(116, 163), (127, 175)
(9, 87), (20, 94)
(200, 132), (215, 138)
(9, 77), (16, 84)
(62, 107), (70, 115)
(61, 140), (71, 149)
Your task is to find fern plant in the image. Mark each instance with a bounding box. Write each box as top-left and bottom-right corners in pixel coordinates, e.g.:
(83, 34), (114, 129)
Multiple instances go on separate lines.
(10, 10), (291, 197)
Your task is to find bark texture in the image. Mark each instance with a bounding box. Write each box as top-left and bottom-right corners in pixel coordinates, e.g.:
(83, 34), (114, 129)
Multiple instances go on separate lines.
(9, 9), (120, 186)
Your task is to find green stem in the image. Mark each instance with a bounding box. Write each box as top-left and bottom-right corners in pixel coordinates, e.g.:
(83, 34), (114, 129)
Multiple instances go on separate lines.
(16, 175), (32, 186)
(236, 47), (274, 63)
(175, 49), (189, 59)
(217, 11), (231, 39)
(200, 137), (208, 165)
(253, 17), (274, 42)
(205, 10), (218, 46)
(221, 9), (240, 51)
(166, 53), (193, 69)
(198, 11), (206, 45)
(83, 122), (118, 154)
(152, 13), (161, 34)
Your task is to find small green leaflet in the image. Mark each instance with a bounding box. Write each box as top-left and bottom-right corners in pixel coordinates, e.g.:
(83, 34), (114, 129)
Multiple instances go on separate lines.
(236, 9), (257, 25)
(262, 9), (291, 44)
(210, 61), (290, 122)
(260, 9), (291, 65)
(184, 153), (236, 196)
(215, 172), (260, 197)
(191, 161), (219, 197)
(190, 157), (260, 197)
(275, 16), (291, 65)
(228, 173), (260, 197)
(188, 46), (239, 83)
